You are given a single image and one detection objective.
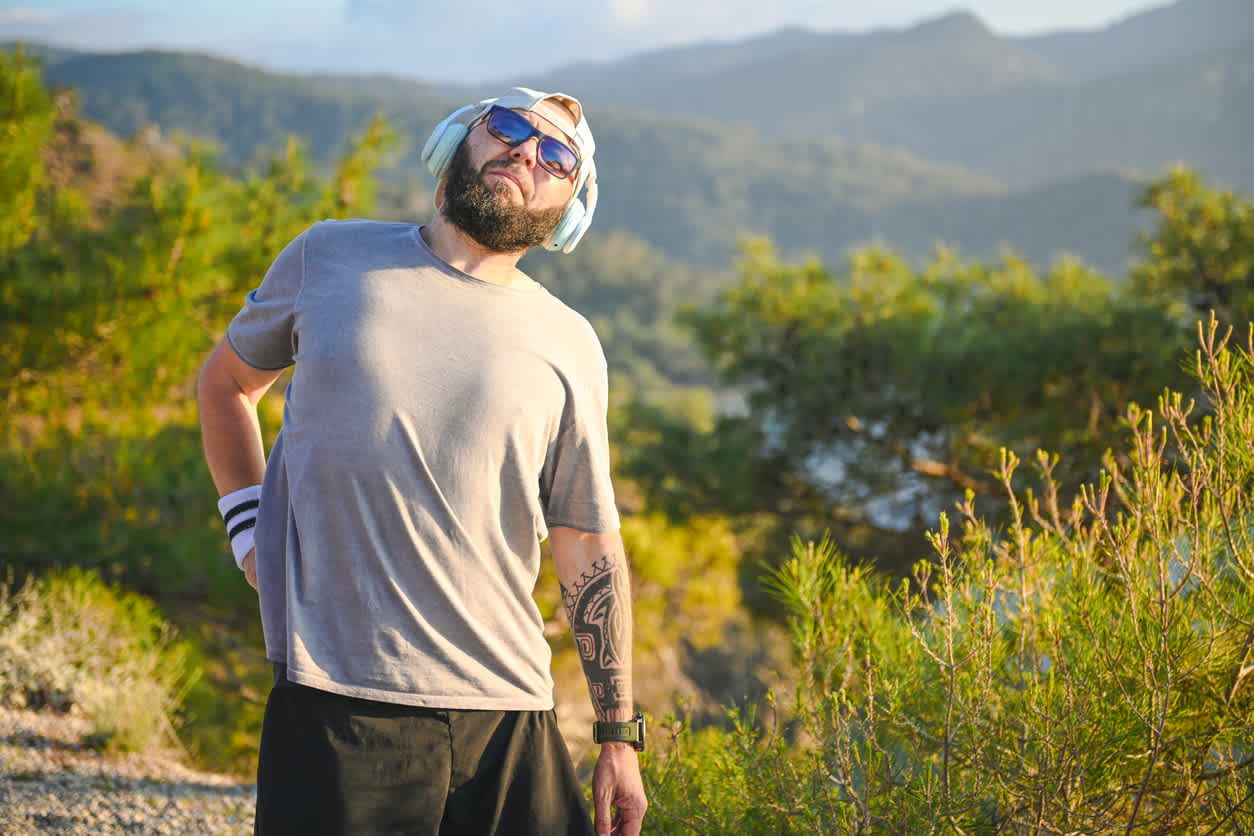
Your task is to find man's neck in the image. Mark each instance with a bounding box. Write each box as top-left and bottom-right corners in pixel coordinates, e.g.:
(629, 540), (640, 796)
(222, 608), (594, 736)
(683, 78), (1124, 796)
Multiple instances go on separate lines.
(422, 214), (528, 288)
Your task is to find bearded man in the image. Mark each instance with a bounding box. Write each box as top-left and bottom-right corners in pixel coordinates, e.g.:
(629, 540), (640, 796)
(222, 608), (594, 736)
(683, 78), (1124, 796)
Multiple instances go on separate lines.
(198, 87), (646, 836)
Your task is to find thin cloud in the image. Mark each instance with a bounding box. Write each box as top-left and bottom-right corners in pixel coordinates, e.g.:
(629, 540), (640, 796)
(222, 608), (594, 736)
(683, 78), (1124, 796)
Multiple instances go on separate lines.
(609, 0), (653, 29)
(327, 0), (767, 80)
(327, 0), (618, 80)
(0, 7), (158, 50)
(0, 9), (59, 25)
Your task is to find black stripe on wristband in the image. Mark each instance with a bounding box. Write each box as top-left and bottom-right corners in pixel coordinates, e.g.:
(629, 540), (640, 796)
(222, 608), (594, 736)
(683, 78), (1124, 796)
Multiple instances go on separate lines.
(229, 517), (258, 540)
(223, 499), (260, 526)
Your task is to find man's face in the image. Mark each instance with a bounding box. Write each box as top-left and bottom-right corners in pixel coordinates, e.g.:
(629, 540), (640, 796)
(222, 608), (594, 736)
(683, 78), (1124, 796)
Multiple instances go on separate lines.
(441, 106), (578, 254)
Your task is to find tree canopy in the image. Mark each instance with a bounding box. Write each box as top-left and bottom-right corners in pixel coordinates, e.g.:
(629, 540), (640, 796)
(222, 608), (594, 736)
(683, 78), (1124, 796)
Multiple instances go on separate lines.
(617, 172), (1254, 572)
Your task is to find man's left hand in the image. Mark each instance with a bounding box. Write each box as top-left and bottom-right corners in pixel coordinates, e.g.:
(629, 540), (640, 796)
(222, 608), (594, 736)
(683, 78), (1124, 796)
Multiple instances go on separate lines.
(591, 741), (646, 836)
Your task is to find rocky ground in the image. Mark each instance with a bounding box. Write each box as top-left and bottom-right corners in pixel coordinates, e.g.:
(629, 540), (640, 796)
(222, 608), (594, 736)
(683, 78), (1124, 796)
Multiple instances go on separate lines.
(0, 707), (255, 835)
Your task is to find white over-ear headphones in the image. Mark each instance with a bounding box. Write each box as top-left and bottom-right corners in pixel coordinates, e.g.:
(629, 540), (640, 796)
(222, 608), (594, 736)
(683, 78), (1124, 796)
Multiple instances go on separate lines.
(421, 88), (598, 254)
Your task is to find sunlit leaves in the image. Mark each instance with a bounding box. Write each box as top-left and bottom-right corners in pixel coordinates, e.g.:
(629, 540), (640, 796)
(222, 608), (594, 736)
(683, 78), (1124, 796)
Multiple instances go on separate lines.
(0, 59), (391, 600)
(1132, 166), (1254, 328)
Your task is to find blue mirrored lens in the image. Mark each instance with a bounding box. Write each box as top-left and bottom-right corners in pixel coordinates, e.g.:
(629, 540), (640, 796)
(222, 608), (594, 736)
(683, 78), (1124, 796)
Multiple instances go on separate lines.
(536, 140), (578, 177)
(484, 108), (578, 178)
(485, 108), (533, 143)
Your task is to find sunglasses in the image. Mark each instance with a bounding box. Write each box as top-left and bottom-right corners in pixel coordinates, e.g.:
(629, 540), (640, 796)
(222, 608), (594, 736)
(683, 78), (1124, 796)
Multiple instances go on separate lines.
(480, 105), (580, 180)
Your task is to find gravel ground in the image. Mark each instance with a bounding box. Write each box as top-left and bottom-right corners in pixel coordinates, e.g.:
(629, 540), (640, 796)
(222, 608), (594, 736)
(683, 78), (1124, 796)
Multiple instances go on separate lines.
(0, 707), (256, 835)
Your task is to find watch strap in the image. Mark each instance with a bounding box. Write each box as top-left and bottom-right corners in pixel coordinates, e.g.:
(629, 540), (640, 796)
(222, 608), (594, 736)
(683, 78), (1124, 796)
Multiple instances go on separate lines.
(592, 713), (645, 750)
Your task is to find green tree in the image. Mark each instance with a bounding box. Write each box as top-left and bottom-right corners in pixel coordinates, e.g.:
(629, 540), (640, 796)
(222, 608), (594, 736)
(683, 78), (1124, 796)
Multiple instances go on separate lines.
(0, 48), (55, 258)
(1132, 166), (1254, 328)
(618, 172), (1254, 577)
(0, 59), (396, 602)
(679, 239), (1188, 572)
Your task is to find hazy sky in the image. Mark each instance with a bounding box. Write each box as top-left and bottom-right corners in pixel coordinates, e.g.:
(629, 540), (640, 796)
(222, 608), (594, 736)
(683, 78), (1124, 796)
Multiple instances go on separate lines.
(1, 0), (1170, 82)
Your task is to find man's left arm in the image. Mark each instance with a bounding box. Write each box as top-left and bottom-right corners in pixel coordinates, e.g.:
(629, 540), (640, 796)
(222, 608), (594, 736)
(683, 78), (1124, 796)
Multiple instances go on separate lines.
(549, 525), (647, 836)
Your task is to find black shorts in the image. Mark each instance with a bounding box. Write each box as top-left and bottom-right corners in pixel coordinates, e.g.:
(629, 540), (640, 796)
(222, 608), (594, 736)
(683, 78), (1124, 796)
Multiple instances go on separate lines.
(254, 668), (594, 836)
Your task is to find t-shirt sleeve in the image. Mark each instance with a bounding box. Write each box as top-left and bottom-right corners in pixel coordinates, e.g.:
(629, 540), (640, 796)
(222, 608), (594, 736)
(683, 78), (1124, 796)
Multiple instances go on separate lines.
(226, 228), (308, 371)
(540, 336), (620, 534)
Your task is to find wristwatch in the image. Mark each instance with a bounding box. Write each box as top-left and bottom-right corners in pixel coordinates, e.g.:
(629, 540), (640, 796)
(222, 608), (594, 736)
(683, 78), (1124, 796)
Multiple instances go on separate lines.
(592, 712), (646, 751)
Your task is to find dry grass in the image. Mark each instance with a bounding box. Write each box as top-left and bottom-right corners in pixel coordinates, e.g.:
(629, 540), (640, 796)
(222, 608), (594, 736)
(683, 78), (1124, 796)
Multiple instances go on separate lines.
(0, 570), (198, 755)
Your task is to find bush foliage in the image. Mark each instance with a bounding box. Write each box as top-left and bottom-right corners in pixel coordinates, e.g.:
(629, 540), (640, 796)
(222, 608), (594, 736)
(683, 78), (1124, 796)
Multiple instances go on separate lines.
(0, 568), (197, 753)
(642, 318), (1254, 834)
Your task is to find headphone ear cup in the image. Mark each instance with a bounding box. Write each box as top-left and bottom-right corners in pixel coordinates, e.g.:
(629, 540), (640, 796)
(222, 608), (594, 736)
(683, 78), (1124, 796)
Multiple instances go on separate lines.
(423, 105), (480, 179)
(544, 198), (587, 253)
(422, 122), (468, 180)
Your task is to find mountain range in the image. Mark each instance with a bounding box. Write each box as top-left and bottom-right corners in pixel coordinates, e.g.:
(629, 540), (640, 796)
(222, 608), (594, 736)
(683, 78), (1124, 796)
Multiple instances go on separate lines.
(491, 0), (1253, 191)
(8, 0), (1251, 276)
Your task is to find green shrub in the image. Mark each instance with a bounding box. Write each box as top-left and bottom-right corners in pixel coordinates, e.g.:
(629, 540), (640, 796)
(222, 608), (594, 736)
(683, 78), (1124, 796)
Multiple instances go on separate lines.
(0, 568), (199, 753)
(642, 318), (1254, 834)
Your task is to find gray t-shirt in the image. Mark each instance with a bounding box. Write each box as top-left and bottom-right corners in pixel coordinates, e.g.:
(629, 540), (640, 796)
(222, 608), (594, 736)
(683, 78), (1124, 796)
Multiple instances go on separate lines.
(226, 219), (620, 709)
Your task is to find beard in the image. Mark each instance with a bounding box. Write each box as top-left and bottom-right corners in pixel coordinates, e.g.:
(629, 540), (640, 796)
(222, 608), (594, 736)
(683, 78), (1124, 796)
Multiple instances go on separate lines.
(441, 142), (566, 253)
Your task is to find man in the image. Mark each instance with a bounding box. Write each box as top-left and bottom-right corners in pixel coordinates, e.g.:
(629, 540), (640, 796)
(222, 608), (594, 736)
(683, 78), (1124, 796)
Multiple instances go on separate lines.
(198, 87), (646, 836)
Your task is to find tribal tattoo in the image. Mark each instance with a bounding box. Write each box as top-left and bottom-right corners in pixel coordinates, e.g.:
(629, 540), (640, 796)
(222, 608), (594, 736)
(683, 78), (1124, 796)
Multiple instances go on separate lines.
(561, 554), (632, 721)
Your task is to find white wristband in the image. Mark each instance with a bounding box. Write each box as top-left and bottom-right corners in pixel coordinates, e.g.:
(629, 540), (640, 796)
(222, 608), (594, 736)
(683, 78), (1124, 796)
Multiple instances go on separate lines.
(217, 485), (262, 571)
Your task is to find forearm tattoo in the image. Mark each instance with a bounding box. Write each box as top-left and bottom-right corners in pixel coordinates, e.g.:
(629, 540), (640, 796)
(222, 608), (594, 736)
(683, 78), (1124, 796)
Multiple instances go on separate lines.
(561, 554), (632, 721)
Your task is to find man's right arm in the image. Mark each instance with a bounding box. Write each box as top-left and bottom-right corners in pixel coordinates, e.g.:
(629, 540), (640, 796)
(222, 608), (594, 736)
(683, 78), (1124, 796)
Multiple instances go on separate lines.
(198, 338), (284, 588)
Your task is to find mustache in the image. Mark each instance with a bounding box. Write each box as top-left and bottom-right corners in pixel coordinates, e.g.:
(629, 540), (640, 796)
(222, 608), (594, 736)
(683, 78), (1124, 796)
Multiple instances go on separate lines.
(480, 160), (532, 200)
(482, 159), (530, 181)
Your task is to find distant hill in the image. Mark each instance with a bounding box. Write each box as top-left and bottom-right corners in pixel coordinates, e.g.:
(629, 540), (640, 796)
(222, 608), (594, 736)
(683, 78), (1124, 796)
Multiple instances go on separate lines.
(36, 50), (452, 166)
(850, 37), (1254, 191)
(585, 109), (1008, 267)
(1019, 0), (1254, 78)
(470, 12), (1061, 138)
(527, 25), (857, 89)
(879, 172), (1153, 273)
(1, 41), (88, 66)
(465, 0), (1252, 193)
(8, 42), (1173, 275)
